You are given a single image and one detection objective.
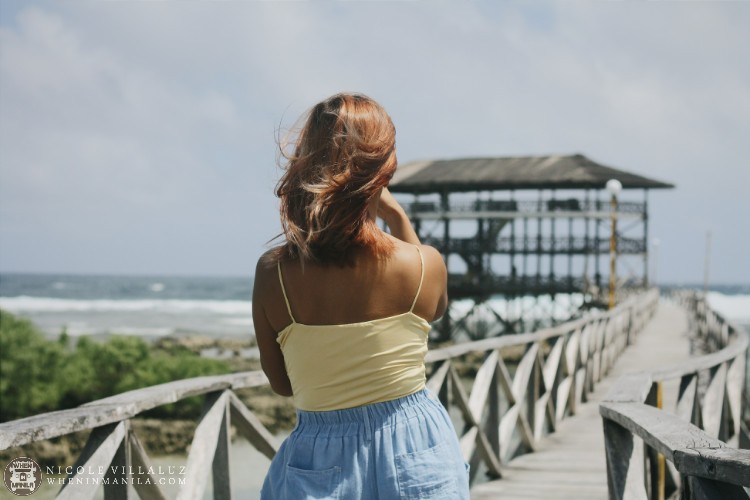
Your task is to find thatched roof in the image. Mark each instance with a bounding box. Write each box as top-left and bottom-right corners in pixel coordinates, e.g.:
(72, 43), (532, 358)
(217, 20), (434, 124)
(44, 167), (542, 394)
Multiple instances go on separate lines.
(390, 154), (674, 193)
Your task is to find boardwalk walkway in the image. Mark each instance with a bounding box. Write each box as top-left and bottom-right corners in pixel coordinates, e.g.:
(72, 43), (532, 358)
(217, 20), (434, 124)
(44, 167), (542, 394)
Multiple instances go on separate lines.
(471, 300), (693, 499)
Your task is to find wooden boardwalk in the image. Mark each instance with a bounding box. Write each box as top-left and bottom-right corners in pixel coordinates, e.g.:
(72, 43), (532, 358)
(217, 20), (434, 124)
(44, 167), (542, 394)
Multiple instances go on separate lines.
(471, 301), (693, 499)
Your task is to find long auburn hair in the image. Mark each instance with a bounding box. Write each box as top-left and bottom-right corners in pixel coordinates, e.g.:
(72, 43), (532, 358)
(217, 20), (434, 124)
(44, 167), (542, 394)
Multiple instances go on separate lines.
(275, 93), (397, 265)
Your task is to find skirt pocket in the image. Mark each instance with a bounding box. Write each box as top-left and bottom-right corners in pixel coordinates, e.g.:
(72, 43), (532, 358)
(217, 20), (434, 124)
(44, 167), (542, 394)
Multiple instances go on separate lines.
(283, 464), (342, 500)
(395, 440), (458, 498)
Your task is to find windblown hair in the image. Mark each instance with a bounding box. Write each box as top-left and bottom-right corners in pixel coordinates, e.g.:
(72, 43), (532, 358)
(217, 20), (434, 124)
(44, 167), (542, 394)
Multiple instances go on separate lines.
(275, 93), (397, 265)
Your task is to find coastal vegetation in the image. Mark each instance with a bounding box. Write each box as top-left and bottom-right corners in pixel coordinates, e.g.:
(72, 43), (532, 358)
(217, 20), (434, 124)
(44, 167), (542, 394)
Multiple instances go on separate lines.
(0, 309), (231, 422)
(1, 310), (299, 466)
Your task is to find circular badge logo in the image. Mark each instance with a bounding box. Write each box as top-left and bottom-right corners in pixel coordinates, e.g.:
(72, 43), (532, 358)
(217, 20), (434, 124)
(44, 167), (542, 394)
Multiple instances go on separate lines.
(4, 457), (43, 496)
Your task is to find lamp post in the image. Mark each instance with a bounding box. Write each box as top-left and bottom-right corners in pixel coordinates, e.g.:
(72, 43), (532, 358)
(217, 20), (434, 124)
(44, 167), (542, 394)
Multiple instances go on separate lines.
(606, 179), (622, 309)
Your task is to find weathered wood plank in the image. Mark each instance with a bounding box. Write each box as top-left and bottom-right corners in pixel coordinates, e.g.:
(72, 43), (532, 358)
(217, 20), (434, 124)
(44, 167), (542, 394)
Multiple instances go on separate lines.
(128, 431), (169, 500)
(603, 373), (653, 403)
(446, 365), (504, 478)
(227, 392), (279, 461)
(57, 422), (128, 500)
(0, 371), (269, 450)
(702, 363), (728, 439)
(468, 350), (498, 420)
(649, 331), (748, 382)
(425, 359), (450, 395)
(486, 366), (501, 458)
(496, 356), (517, 406)
(424, 293), (654, 366)
(212, 400), (231, 500)
(674, 447), (750, 488)
(685, 475), (749, 500)
(564, 330), (580, 377)
(512, 343), (539, 400)
(542, 337), (563, 390)
(104, 420), (131, 500)
(725, 355), (746, 441)
(176, 391), (229, 500)
(603, 417), (647, 500)
(675, 374), (697, 423)
(534, 392), (551, 440)
(599, 402), (725, 463)
(425, 318), (587, 364)
(555, 376), (573, 423)
(582, 362), (594, 398)
(0, 405), (133, 451)
(85, 371), (269, 407)
(499, 405), (521, 461)
(449, 363), (475, 426)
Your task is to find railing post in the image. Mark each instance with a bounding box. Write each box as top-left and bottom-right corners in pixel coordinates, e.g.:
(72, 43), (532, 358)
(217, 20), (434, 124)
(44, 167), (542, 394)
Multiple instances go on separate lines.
(644, 382), (665, 500)
(212, 396), (232, 500)
(104, 420), (132, 500)
(684, 475), (749, 500)
(487, 364), (501, 461)
(603, 418), (647, 500)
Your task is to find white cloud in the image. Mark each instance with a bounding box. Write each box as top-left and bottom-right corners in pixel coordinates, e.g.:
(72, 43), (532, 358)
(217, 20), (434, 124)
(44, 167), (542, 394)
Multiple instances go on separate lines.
(0, 1), (748, 280)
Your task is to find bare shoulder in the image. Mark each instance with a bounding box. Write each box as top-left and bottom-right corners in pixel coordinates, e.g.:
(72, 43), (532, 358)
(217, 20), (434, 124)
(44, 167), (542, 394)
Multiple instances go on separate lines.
(387, 240), (444, 273)
(254, 248), (282, 291)
(419, 244), (444, 264)
(419, 244), (446, 275)
(257, 247), (281, 269)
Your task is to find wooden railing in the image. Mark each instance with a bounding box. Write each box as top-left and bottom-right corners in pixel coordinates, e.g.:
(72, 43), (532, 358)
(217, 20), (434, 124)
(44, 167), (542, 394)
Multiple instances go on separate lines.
(424, 288), (658, 482)
(600, 292), (750, 499)
(406, 199), (647, 216)
(0, 372), (277, 499)
(0, 289), (659, 498)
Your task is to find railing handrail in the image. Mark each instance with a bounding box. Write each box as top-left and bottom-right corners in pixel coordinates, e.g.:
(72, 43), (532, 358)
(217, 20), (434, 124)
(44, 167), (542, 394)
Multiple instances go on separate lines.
(426, 292), (650, 363)
(0, 371), (269, 451)
(599, 292), (750, 498)
(649, 331), (748, 382)
(405, 199), (647, 215)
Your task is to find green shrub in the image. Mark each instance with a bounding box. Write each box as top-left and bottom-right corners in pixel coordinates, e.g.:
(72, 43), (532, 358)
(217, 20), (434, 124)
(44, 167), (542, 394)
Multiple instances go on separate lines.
(0, 310), (230, 422)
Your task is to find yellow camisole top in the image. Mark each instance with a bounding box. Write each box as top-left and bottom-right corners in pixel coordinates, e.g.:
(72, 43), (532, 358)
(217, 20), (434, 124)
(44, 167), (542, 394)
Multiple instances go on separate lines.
(275, 246), (431, 412)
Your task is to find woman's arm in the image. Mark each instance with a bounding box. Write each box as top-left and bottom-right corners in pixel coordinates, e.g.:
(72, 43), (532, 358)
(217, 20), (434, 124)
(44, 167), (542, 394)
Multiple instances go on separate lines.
(378, 188), (449, 321)
(423, 245), (449, 321)
(377, 188), (420, 245)
(252, 257), (293, 397)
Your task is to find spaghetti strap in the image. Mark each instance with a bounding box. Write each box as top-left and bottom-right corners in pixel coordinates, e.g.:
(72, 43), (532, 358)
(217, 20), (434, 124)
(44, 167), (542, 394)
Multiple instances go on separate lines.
(277, 261), (296, 323)
(409, 245), (425, 313)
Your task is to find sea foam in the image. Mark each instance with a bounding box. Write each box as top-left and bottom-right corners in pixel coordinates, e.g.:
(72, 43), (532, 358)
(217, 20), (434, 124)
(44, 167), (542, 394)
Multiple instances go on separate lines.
(706, 292), (750, 325)
(0, 296), (251, 315)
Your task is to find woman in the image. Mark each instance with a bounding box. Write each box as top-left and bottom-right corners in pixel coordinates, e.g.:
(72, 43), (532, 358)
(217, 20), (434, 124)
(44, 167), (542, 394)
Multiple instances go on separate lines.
(253, 93), (469, 499)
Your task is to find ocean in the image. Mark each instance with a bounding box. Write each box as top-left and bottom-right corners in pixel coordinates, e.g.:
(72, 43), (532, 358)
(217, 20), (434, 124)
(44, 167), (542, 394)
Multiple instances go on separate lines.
(0, 273), (748, 340)
(0, 273), (253, 339)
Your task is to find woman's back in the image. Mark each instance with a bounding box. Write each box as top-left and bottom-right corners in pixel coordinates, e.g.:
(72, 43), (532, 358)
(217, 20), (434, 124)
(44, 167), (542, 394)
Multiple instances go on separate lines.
(259, 237), (447, 334)
(270, 241), (443, 411)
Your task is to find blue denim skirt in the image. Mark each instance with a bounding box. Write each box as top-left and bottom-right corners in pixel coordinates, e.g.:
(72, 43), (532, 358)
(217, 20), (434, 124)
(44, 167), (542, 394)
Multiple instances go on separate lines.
(260, 389), (470, 499)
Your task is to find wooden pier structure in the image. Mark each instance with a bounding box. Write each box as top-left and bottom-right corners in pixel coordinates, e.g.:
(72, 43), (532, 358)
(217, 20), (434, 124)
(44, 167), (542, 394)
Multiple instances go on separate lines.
(389, 154), (674, 340)
(1, 290), (748, 499)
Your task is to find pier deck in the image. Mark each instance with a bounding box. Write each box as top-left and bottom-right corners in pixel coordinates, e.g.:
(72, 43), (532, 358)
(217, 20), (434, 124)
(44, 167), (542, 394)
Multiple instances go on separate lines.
(471, 301), (693, 499)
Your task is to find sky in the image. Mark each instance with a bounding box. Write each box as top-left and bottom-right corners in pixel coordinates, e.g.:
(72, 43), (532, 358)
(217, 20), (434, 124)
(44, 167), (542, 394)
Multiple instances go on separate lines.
(0, 0), (748, 284)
